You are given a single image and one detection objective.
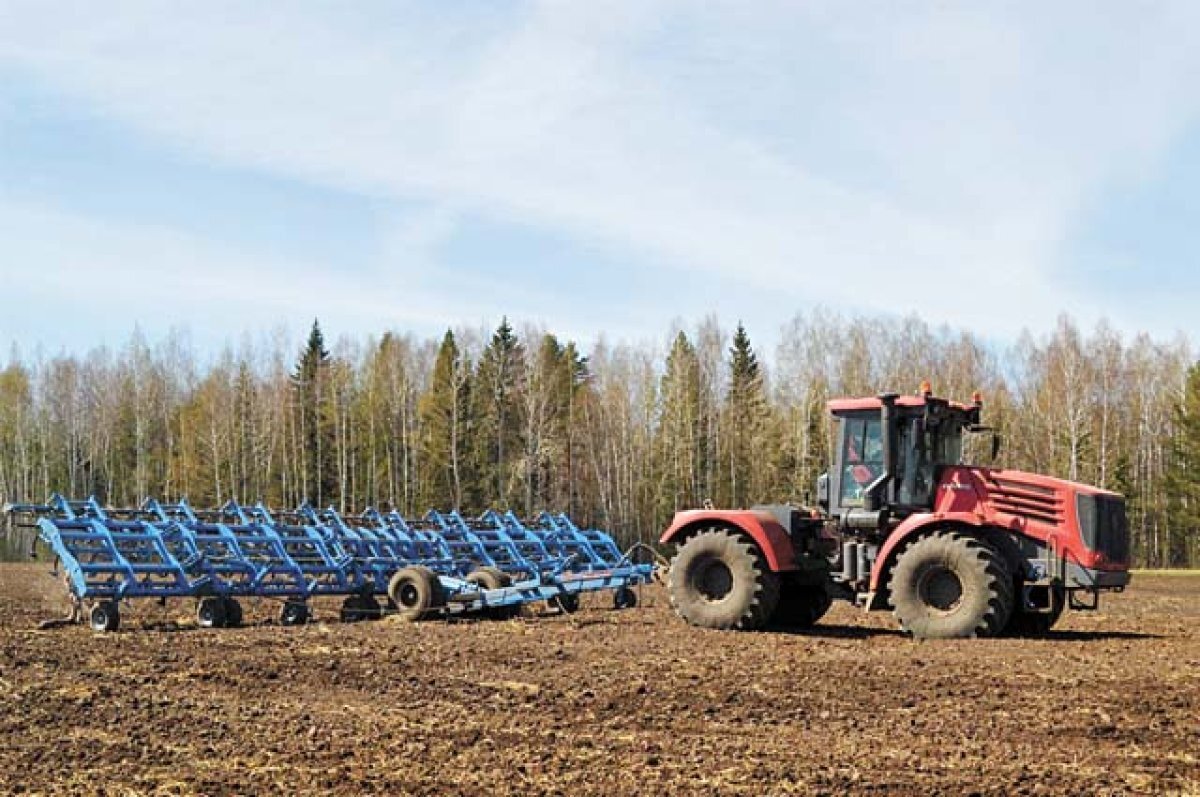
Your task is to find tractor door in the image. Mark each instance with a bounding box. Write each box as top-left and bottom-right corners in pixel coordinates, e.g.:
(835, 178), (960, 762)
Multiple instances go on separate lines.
(894, 409), (965, 511)
(830, 412), (885, 514)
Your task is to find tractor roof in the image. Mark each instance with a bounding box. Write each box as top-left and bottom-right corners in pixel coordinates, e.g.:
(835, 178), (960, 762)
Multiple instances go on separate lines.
(827, 394), (978, 414)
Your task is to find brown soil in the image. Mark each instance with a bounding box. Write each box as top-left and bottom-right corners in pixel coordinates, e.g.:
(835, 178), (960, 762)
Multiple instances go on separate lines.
(0, 563), (1197, 796)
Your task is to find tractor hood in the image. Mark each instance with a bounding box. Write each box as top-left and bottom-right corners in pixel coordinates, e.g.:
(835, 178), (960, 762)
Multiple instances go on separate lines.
(937, 465), (1131, 571)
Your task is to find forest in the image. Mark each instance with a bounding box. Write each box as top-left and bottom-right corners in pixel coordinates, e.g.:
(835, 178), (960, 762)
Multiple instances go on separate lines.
(0, 311), (1197, 568)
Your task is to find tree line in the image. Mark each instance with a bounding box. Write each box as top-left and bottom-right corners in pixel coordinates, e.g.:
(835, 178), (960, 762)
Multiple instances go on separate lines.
(0, 312), (1197, 567)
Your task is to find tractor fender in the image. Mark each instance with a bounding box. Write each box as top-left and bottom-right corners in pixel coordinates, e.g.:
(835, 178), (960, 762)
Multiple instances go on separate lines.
(868, 512), (988, 595)
(659, 509), (798, 572)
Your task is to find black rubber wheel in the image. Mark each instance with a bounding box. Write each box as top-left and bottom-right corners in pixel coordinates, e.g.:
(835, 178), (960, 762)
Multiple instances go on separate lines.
(466, 567), (516, 619)
(387, 566), (445, 622)
(340, 594), (382, 623)
(90, 601), (120, 633)
(888, 530), (1014, 639)
(551, 592), (581, 614)
(197, 596), (228, 629)
(612, 586), (638, 610)
(465, 567), (512, 591)
(280, 601), (310, 627)
(361, 595), (383, 621)
(772, 580), (832, 629)
(222, 598), (244, 628)
(1007, 584), (1065, 637)
(667, 528), (780, 630)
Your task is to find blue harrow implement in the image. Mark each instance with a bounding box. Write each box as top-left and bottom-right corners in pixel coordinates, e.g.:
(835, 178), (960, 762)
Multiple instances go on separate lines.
(4, 495), (655, 632)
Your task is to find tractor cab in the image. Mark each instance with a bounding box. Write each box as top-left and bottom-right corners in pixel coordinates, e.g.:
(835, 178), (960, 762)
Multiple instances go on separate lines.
(819, 385), (985, 528)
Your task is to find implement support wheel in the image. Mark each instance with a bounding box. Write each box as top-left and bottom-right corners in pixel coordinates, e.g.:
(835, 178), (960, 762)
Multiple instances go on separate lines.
(388, 567), (445, 622)
(222, 598), (244, 628)
(280, 601), (310, 627)
(340, 594), (383, 623)
(466, 567), (518, 620)
(551, 592), (581, 614)
(89, 601), (120, 633)
(613, 586), (638, 610)
(197, 596), (228, 629)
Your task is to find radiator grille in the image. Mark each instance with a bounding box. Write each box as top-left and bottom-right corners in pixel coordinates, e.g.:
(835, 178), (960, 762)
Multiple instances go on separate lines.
(1076, 494), (1131, 564)
(987, 476), (1064, 526)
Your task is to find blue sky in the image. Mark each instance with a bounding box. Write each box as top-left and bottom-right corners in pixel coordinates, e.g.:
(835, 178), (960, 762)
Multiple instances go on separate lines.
(1, 1), (1198, 357)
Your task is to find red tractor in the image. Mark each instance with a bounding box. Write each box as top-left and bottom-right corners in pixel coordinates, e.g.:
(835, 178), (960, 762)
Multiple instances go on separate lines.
(661, 385), (1131, 638)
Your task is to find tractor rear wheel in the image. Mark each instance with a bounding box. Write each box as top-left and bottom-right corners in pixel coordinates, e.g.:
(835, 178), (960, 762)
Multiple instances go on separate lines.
(388, 567), (445, 622)
(888, 530), (1014, 639)
(668, 528), (780, 631)
(772, 580), (832, 629)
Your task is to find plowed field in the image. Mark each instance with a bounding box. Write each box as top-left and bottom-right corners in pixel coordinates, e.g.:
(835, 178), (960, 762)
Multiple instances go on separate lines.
(0, 564), (1197, 795)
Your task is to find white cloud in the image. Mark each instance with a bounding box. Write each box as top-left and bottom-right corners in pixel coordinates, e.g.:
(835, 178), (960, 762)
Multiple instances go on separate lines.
(1, 0), (1199, 344)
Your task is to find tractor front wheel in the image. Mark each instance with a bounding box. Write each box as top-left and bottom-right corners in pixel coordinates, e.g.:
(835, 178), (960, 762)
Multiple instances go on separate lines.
(888, 530), (1014, 639)
(668, 528), (779, 630)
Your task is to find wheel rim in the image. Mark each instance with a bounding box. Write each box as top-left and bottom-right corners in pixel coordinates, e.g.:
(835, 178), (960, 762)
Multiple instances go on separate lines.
(398, 582), (420, 609)
(918, 566), (964, 613)
(691, 555), (734, 602)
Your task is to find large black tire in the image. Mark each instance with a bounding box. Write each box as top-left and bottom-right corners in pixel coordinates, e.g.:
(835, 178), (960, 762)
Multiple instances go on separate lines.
(667, 528), (780, 631)
(465, 567), (517, 619)
(90, 601), (120, 633)
(197, 596), (227, 629)
(888, 530), (1014, 639)
(388, 567), (445, 622)
(1007, 584), (1065, 637)
(772, 580), (832, 629)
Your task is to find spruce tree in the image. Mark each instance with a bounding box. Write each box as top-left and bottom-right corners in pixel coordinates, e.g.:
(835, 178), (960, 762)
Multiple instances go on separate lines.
(291, 319), (337, 506)
(472, 318), (525, 509)
(721, 323), (774, 507)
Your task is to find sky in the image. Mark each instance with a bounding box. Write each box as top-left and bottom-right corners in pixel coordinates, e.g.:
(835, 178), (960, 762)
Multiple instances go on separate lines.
(1, 1), (1199, 358)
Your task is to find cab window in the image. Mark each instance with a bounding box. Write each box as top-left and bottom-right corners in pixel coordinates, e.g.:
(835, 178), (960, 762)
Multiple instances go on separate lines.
(840, 416), (883, 506)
